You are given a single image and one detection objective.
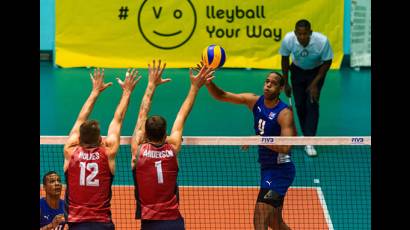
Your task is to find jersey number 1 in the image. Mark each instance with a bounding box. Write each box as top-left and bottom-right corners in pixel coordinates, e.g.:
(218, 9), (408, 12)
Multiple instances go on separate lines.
(79, 162), (99, 186)
(155, 161), (164, 184)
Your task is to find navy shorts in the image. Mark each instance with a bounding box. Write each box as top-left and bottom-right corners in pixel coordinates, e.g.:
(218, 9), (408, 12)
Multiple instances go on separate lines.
(68, 222), (115, 230)
(260, 162), (295, 196)
(141, 218), (185, 230)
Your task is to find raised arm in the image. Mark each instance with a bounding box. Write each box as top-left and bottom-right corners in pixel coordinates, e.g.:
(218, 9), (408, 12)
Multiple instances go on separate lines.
(105, 69), (141, 158)
(167, 66), (214, 153)
(264, 108), (296, 154)
(192, 62), (258, 109)
(131, 60), (171, 154)
(205, 81), (258, 110)
(64, 68), (112, 158)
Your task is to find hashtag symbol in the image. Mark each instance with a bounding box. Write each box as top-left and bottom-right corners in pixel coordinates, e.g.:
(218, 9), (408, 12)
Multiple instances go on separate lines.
(119, 6), (129, 20)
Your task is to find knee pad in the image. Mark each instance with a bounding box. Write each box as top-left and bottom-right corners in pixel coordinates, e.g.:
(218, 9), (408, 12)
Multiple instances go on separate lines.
(258, 189), (284, 208)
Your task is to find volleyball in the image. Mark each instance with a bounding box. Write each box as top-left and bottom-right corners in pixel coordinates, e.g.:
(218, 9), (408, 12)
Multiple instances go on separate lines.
(202, 45), (226, 69)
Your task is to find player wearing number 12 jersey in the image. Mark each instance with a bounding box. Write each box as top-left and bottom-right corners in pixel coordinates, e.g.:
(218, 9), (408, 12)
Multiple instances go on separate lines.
(131, 60), (214, 229)
(205, 71), (296, 230)
(63, 68), (140, 230)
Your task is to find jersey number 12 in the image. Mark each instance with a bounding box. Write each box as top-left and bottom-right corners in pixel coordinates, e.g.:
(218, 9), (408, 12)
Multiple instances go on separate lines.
(79, 162), (99, 186)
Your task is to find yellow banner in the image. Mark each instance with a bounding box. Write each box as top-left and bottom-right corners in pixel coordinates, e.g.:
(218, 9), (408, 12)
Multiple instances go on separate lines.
(56, 0), (343, 69)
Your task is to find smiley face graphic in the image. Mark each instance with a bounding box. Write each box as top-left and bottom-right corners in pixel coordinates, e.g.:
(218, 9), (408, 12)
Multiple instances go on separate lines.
(138, 0), (197, 49)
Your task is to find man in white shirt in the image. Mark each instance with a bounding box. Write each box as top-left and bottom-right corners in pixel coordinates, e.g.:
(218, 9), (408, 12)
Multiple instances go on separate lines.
(280, 19), (333, 157)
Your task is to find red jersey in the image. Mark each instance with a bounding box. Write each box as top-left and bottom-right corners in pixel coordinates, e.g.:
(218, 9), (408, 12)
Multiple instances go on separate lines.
(134, 143), (181, 220)
(65, 146), (113, 223)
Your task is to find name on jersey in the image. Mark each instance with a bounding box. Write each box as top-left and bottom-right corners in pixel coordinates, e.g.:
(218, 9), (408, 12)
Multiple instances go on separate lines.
(142, 150), (174, 158)
(79, 151), (100, 160)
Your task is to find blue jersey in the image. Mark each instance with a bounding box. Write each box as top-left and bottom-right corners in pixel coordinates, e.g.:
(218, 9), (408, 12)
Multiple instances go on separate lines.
(40, 197), (65, 229)
(253, 96), (292, 168)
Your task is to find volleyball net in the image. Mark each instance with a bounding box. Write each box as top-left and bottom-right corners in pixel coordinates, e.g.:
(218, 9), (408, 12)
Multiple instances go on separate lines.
(40, 136), (371, 230)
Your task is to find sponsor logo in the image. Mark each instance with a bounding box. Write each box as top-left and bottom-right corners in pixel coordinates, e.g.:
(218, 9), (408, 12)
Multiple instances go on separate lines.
(268, 112), (276, 120)
(300, 49), (309, 57)
(351, 137), (364, 144)
(261, 137), (274, 143)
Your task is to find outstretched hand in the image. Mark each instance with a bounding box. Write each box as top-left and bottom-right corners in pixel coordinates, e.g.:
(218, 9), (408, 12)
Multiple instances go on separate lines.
(193, 61), (204, 73)
(116, 68), (141, 94)
(89, 68), (113, 93)
(189, 65), (215, 90)
(148, 60), (171, 87)
(193, 61), (215, 85)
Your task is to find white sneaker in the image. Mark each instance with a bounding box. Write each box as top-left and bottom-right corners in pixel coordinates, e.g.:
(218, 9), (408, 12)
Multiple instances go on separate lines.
(305, 145), (317, 157)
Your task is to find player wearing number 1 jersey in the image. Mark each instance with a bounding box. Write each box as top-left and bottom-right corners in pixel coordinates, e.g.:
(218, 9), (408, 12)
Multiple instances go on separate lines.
(63, 68), (140, 230)
(205, 71), (296, 230)
(131, 60), (214, 229)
